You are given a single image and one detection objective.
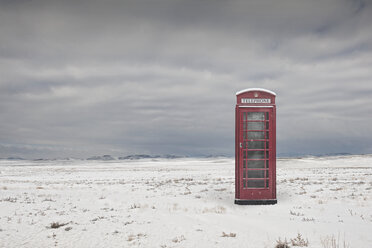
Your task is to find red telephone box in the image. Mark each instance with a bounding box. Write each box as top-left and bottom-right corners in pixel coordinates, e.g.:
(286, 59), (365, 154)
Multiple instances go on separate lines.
(235, 88), (277, 205)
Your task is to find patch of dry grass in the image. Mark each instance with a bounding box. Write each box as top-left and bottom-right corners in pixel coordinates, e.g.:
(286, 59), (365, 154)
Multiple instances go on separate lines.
(172, 235), (186, 243)
(291, 233), (309, 246)
(49, 222), (69, 229)
(301, 217), (315, 222)
(221, 232), (236, 237)
(275, 238), (290, 248)
(202, 205), (226, 214)
(276, 233), (309, 247)
(321, 234), (350, 248)
(290, 210), (304, 216)
(2, 197), (17, 203)
(127, 233), (146, 242)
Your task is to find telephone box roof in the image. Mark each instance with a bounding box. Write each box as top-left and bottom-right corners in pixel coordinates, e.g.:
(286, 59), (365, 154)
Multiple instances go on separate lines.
(236, 88), (276, 96)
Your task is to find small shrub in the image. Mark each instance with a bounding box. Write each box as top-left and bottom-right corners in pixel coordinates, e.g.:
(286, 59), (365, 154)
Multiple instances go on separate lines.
(127, 234), (136, 241)
(50, 222), (68, 229)
(214, 188), (227, 191)
(42, 198), (54, 202)
(348, 209), (355, 216)
(2, 197), (17, 203)
(130, 203), (141, 209)
(127, 233), (146, 242)
(275, 238), (290, 248)
(172, 235), (186, 243)
(202, 206), (226, 214)
(291, 233), (309, 247)
(91, 216), (104, 222)
(290, 210), (304, 216)
(301, 217), (315, 222)
(222, 232), (236, 237)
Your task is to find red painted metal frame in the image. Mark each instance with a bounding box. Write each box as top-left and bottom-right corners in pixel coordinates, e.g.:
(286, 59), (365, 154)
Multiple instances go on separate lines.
(235, 89), (276, 204)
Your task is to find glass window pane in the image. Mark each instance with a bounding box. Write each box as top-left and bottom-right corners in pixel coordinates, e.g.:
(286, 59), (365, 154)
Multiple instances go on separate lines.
(266, 141), (269, 149)
(266, 121), (269, 130)
(247, 150), (264, 159)
(243, 180), (246, 188)
(266, 112), (269, 120)
(266, 180), (269, 188)
(266, 151), (269, 159)
(247, 170), (265, 178)
(247, 132), (265, 139)
(247, 160), (265, 168)
(247, 141), (265, 149)
(266, 160), (269, 169)
(266, 131), (269, 139)
(243, 112), (246, 121)
(248, 122), (265, 130)
(247, 112), (265, 121)
(247, 180), (265, 188)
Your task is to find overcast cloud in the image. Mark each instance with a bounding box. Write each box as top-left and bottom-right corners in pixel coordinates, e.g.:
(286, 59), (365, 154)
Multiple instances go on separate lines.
(0, 0), (371, 158)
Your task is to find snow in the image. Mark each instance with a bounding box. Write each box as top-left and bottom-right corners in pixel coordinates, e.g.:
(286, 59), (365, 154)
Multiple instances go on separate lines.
(236, 88), (277, 96)
(0, 155), (371, 247)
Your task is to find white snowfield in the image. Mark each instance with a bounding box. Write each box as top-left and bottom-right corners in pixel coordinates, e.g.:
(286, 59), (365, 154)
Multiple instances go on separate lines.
(0, 155), (371, 248)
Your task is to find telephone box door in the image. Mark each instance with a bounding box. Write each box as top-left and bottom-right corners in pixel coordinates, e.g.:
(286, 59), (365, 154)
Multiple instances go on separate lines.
(238, 108), (274, 200)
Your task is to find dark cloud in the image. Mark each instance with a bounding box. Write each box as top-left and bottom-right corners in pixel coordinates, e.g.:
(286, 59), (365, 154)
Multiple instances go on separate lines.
(0, 0), (371, 158)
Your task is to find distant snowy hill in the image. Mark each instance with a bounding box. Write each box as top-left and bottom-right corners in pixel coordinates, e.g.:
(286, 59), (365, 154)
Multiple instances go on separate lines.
(86, 155), (115, 161)
(118, 154), (183, 160)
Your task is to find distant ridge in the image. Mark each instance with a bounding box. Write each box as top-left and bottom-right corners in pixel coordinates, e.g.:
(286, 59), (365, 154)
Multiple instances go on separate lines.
(277, 152), (353, 158)
(84, 154), (184, 160)
(118, 154), (183, 160)
(6, 156), (25, 160)
(87, 155), (115, 161)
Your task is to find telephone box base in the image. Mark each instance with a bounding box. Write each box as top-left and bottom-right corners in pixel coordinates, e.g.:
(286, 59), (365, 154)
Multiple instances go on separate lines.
(234, 199), (277, 205)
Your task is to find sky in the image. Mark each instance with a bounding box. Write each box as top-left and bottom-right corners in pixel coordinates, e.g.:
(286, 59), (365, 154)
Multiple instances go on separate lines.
(0, 0), (371, 159)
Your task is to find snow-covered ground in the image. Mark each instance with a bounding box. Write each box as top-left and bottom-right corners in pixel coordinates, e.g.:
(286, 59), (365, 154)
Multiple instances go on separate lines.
(0, 155), (371, 248)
